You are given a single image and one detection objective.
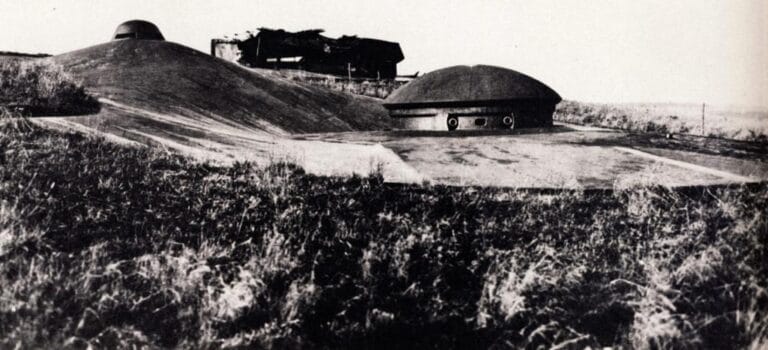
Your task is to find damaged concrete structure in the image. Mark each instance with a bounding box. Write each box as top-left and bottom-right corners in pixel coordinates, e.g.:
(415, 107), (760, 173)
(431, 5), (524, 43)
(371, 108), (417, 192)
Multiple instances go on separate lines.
(211, 28), (404, 79)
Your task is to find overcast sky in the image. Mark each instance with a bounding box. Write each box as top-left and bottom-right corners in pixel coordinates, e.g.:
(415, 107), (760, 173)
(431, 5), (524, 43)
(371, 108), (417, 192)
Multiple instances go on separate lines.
(2, 0), (766, 109)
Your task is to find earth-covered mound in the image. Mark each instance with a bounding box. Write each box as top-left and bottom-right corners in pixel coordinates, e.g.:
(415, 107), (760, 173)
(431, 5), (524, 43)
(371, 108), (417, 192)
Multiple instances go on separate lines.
(50, 39), (390, 134)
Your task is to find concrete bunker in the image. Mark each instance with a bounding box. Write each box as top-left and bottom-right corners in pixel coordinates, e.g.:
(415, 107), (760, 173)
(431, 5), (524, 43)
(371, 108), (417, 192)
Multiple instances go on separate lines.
(382, 65), (561, 131)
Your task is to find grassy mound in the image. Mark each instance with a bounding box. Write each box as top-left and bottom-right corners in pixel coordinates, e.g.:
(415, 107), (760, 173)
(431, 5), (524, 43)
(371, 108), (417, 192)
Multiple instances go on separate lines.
(0, 60), (99, 116)
(0, 122), (766, 349)
(50, 40), (389, 134)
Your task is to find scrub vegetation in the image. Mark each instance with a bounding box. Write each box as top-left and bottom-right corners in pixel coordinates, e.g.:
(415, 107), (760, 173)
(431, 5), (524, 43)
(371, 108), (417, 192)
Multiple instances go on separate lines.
(271, 69), (406, 99)
(0, 60), (99, 116)
(1, 119), (766, 349)
(555, 100), (768, 143)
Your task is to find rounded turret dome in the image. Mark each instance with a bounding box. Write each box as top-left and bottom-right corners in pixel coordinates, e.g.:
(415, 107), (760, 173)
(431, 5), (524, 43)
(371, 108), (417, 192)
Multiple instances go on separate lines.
(112, 20), (165, 41)
(384, 65), (560, 108)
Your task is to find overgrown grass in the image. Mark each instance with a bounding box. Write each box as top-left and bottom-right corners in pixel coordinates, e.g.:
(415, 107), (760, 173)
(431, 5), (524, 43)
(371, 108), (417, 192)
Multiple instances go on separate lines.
(0, 121), (766, 349)
(0, 59), (99, 116)
(555, 100), (768, 143)
(269, 69), (406, 99)
(299, 77), (402, 99)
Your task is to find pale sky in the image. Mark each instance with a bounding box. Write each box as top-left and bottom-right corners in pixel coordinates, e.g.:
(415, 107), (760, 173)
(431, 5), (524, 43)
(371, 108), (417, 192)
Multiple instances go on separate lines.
(1, 0), (766, 109)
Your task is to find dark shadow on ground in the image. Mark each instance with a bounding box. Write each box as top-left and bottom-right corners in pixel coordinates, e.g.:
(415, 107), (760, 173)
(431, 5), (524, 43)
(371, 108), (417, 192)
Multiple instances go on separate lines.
(384, 178), (768, 194)
(4, 99), (101, 117)
(292, 125), (576, 141)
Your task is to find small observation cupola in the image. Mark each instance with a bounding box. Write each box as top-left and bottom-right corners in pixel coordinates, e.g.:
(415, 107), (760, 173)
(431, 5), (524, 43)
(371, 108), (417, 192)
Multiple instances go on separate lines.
(111, 20), (165, 41)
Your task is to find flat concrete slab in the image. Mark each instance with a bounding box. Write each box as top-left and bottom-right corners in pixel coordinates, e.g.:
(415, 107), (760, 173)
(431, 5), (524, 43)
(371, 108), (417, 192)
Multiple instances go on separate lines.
(293, 125), (767, 189)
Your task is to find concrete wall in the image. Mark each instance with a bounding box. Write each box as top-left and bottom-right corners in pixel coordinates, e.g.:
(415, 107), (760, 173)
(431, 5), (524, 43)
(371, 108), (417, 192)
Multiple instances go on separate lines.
(388, 104), (555, 131)
(212, 42), (241, 62)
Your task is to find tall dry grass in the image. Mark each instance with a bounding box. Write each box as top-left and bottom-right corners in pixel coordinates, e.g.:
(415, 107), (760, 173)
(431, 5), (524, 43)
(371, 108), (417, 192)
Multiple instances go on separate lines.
(0, 59), (99, 116)
(0, 121), (766, 348)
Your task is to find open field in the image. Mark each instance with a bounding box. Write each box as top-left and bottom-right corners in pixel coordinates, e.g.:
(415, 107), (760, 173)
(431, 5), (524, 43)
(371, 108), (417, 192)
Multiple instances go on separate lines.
(556, 101), (768, 142)
(1, 120), (766, 349)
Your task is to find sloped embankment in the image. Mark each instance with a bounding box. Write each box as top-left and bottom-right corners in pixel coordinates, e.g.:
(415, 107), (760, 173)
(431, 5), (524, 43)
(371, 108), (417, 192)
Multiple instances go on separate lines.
(35, 40), (422, 181)
(49, 39), (390, 135)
